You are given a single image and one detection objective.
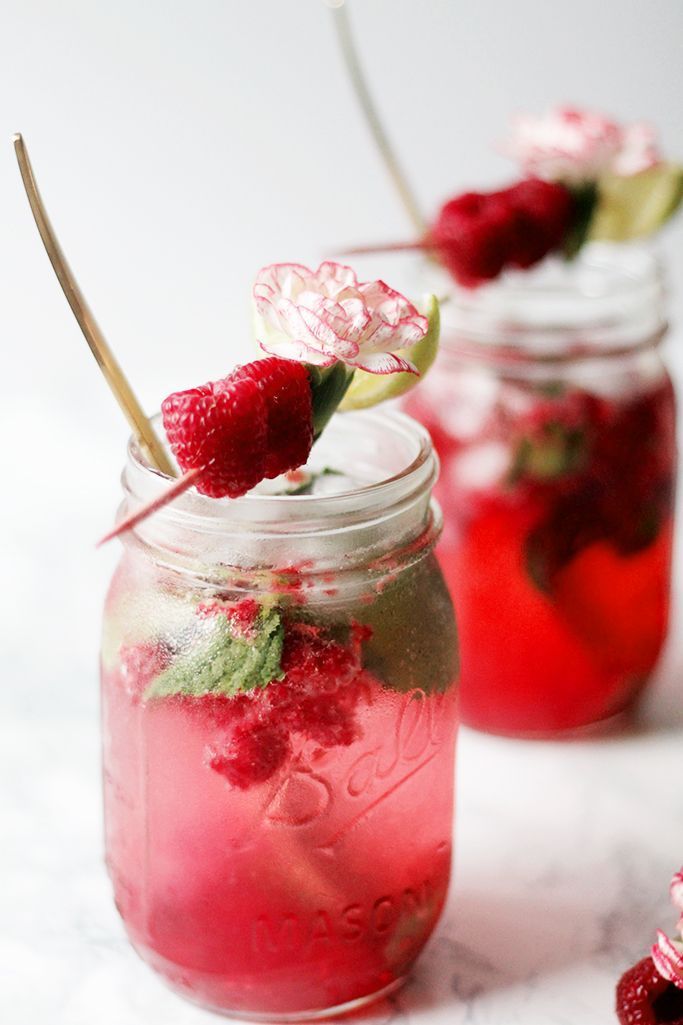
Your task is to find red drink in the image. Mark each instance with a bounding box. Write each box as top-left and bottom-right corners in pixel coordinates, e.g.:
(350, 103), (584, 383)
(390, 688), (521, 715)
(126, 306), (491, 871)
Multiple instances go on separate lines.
(405, 250), (676, 736)
(103, 631), (456, 1015)
(101, 410), (459, 1018)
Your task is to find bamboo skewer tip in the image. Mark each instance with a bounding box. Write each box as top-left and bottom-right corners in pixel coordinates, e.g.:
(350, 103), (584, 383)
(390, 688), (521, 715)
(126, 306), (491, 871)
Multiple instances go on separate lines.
(13, 132), (176, 479)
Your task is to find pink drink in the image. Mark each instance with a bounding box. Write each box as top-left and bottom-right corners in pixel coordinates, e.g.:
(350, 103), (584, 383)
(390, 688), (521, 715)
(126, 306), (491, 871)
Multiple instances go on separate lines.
(407, 374), (675, 735)
(103, 657), (456, 1014)
(404, 246), (676, 737)
(101, 410), (459, 1018)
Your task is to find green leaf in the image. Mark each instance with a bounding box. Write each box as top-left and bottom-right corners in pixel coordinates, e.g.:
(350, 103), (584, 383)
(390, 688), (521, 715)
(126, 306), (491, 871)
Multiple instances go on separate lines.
(358, 553), (459, 694)
(309, 363), (355, 439)
(508, 423), (586, 485)
(563, 183), (598, 259)
(144, 605), (284, 700)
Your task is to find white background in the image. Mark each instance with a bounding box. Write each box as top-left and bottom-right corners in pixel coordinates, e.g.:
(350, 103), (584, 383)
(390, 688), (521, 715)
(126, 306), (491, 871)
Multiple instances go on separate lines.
(1, 2), (683, 1022)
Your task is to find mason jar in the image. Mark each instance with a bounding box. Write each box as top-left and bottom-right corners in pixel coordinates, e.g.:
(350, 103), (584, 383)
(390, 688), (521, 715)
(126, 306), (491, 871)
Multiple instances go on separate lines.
(405, 245), (676, 737)
(101, 408), (459, 1019)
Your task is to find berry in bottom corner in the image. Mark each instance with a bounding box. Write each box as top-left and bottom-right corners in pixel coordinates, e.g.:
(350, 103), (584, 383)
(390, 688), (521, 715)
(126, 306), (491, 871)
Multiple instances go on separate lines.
(616, 956), (683, 1025)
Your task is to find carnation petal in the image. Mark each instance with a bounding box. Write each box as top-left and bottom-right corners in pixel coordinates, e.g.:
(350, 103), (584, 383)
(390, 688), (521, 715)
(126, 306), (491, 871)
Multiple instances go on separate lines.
(298, 301), (361, 360)
(613, 122), (661, 176)
(652, 930), (683, 989)
(267, 298), (326, 354)
(502, 107), (659, 183)
(315, 261), (359, 296)
(252, 259), (427, 377)
(258, 338), (335, 366)
(358, 279), (422, 322)
(254, 263), (314, 303)
(363, 315), (428, 353)
(338, 297), (372, 340)
(348, 350), (419, 375)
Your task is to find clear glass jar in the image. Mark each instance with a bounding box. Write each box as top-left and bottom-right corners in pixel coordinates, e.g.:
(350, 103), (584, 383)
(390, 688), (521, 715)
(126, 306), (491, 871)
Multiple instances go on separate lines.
(101, 408), (459, 1019)
(405, 245), (676, 737)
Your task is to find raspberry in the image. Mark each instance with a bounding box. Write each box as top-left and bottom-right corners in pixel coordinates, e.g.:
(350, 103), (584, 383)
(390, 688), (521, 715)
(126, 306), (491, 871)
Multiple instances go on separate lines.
(187, 693), (253, 729)
(202, 620), (373, 788)
(525, 382), (676, 586)
(280, 623), (361, 690)
(208, 720), (290, 789)
(161, 374), (268, 498)
(430, 179), (574, 287)
(504, 178), (574, 269)
(590, 385), (676, 555)
(197, 597), (262, 639)
(265, 622), (371, 747)
(161, 358), (314, 499)
(236, 358), (314, 479)
(616, 956), (683, 1025)
(430, 191), (515, 287)
(290, 690), (362, 747)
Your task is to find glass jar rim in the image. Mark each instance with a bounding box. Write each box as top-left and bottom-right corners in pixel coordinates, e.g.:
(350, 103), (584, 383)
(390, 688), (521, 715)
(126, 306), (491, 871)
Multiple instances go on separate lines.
(431, 243), (667, 364)
(119, 407), (440, 581)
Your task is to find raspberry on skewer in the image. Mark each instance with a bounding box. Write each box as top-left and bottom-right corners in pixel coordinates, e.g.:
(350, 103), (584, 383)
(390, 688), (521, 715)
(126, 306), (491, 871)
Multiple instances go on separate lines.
(98, 356), (315, 546)
(162, 372), (270, 498)
(332, 38), (683, 291)
(343, 178), (576, 289)
(97, 261), (438, 546)
(234, 358), (314, 479)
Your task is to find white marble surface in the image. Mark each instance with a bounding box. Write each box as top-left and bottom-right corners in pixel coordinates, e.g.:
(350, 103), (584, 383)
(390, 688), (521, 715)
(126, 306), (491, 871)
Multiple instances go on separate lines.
(3, 626), (682, 1025)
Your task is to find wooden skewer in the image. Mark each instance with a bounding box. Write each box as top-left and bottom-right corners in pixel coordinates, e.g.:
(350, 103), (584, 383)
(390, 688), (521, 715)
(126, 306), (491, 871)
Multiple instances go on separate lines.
(339, 239), (431, 256)
(13, 133), (175, 477)
(97, 467), (202, 547)
(329, 0), (427, 236)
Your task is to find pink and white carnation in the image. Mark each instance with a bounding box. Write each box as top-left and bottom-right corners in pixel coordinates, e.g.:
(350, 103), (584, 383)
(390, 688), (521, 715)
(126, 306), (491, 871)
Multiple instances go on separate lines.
(652, 931), (683, 990)
(253, 261), (428, 375)
(503, 107), (661, 184)
(651, 869), (683, 990)
(613, 120), (661, 176)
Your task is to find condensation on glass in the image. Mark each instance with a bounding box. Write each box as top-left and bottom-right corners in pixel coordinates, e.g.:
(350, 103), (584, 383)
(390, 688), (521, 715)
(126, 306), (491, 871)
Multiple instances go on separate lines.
(101, 408), (460, 1019)
(406, 245), (676, 737)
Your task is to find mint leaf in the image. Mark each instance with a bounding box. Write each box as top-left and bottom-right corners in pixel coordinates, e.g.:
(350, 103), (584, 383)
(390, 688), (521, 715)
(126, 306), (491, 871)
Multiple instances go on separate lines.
(308, 363), (354, 439)
(563, 182), (598, 259)
(359, 554), (459, 694)
(144, 605), (284, 700)
(508, 423), (586, 485)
